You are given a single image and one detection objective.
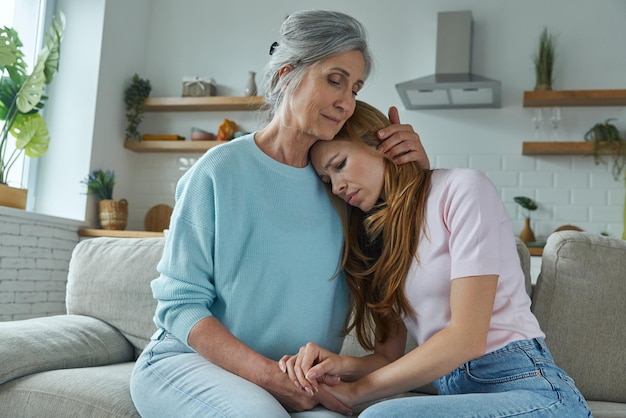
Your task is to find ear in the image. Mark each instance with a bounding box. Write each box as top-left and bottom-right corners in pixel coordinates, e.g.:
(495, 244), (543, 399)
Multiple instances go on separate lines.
(279, 64), (293, 78)
(278, 64), (294, 92)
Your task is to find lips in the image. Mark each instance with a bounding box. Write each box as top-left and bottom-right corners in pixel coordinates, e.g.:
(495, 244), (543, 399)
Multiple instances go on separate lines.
(345, 191), (358, 206)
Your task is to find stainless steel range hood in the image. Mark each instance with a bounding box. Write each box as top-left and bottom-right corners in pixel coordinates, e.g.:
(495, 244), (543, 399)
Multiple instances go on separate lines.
(396, 11), (501, 110)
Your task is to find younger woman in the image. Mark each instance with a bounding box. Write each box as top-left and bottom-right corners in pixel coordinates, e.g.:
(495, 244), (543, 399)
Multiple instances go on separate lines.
(281, 101), (591, 417)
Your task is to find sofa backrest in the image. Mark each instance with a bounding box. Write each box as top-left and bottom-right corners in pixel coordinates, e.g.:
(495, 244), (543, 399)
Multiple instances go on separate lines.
(66, 237), (164, 358)
(66, 236), (531, 363)
(531, 231), (626, 403)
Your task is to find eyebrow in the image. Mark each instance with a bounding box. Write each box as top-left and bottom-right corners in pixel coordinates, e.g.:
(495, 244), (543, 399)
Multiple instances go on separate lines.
(323, 152), (340, 171)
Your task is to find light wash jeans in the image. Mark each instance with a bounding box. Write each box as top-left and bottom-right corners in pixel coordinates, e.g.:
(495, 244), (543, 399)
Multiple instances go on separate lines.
(130, 330), (347, 418)
(360, 338), (592, 417)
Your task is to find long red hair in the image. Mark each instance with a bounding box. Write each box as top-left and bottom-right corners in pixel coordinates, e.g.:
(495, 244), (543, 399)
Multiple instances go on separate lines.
(332, 101), (432, 350)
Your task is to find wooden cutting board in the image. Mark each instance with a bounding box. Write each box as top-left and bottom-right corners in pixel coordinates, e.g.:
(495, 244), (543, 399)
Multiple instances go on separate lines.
(144, 204), (173, 232)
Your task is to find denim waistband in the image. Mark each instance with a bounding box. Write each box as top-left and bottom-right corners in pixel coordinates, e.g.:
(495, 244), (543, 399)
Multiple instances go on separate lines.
(478, 337), (554, 367)
(490, 338), (549, 355)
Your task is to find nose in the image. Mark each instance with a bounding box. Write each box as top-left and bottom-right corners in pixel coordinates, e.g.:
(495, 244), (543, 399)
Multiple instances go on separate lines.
(335, 89), (356, 115)
(331, 179), (346, 196)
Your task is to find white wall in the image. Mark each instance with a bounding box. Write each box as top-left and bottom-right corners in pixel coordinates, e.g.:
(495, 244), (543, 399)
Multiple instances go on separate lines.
(34, 0), (105, 221)
(38, 0), (626, 239)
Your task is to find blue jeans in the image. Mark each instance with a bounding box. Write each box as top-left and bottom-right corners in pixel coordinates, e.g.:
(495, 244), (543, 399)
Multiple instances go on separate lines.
(360, 338), (591, 417)
(130, 331), (347, 418)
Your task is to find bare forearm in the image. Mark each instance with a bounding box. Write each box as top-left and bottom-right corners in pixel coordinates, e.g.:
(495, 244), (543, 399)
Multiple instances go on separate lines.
(336, 352), (395, 381)
(335, 276), (497, 406)
(188, 316), (274, 386)
(353, 326), (481, 404)
(188, 317), (349, 413)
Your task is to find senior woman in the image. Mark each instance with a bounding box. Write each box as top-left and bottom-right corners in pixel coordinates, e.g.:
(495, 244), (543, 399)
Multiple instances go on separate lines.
(130, 10), (428, 418)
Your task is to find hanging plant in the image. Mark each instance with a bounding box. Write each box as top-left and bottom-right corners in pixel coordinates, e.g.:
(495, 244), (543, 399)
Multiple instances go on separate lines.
(124, 73), (152, 141)
(584, 118), (625, 181)
(533, 27), (556, 91)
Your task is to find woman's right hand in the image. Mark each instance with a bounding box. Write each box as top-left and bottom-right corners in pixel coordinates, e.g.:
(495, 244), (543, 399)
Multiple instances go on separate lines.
(279, 342), (345, 395)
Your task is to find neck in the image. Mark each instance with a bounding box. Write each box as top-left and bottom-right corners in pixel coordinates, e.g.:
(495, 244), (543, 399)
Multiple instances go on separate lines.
(255, 121), (316, 168)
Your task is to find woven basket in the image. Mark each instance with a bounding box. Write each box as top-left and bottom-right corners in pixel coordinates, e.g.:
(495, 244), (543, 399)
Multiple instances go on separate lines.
(182, 79), (216, 97)
(98, 199), (128, 230)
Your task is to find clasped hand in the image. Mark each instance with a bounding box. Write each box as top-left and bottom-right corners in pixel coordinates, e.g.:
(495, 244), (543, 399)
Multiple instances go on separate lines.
(279, 342), (355, 411)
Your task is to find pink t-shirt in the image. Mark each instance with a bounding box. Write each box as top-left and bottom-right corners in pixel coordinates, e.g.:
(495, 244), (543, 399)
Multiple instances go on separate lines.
(403, 168), (544, 354)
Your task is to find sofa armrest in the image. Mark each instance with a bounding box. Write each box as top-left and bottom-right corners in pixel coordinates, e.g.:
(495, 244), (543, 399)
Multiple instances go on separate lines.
(0, 314), (135, 385)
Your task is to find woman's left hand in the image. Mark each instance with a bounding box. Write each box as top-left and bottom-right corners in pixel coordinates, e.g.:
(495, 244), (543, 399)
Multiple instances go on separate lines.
(377, 106), (430, 169)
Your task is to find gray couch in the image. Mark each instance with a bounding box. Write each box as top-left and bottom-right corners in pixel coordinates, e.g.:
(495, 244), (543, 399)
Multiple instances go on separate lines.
(0, 231), (624, 417)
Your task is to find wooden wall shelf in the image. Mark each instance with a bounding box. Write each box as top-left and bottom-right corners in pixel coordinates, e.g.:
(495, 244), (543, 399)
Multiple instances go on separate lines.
(522, 141), (621, 156)
(124, 140), (224, 153)
(523, 89), (626, 107)
(78, 228), (164, 238)
(144, 96), (264, 112)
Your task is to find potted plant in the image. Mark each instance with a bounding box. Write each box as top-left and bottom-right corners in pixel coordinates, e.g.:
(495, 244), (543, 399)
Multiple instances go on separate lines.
(514, 196), (538, 243)
(82, 169), (128, 230)
(124, 73), (152, 141)
(533, 27), (556, 91)
(0, 12), (65, 208)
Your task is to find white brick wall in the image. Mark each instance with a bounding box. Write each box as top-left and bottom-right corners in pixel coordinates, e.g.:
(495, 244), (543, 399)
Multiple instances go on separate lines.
(0, 210), (80, 321)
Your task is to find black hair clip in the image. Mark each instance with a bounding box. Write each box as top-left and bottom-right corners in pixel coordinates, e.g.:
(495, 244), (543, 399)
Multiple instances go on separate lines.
(269, 41), (279, 55)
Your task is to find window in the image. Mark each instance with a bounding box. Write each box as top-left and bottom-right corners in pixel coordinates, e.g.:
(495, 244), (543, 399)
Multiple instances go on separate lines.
(0, 0), (48, 195)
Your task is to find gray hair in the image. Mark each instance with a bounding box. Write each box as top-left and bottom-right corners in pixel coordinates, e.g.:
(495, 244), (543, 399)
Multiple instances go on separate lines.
(261, 10), (373, 120)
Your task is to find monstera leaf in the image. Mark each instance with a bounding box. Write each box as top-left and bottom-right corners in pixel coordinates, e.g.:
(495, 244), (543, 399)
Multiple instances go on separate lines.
(12, 113), (50, 158)
(0, 28), (19, 69)
(16, 13), (64, 114)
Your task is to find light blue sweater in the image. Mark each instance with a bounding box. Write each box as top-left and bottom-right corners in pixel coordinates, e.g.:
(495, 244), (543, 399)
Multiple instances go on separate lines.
(151, 134), (349, 361)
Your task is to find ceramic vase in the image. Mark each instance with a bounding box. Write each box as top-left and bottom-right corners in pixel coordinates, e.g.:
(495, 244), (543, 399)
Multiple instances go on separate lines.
(519, 217), (536, 244)
(244, 71), (257, 96)
(99, 198), (128, 230)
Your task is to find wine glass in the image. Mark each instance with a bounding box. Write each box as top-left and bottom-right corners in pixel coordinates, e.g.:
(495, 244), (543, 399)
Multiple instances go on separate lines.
(550, 107), (562, 140)
(532, 108), (544, 139)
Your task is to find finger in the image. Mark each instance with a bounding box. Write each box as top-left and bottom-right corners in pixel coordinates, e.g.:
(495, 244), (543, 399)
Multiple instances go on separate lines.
(379, 132), (415, 158)
(388, 106), (400, 125)
(318, 374), (341, 386)
(284, 358), (302, 391)
(392, 150), (420, 165)
(306, 359), (333, 381)
(279, 355), (291, 373)
(294, 347), (315, 395)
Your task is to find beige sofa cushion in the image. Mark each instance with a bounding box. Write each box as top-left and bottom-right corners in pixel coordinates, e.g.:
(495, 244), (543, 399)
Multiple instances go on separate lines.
(66, 237), (164, 357)
(532, 231), (626, 404)
(0, 315), (133, 385)
(0, 363), (139, 418)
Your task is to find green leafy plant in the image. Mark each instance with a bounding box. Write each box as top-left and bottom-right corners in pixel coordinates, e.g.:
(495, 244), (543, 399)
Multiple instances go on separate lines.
(514, 196), (538, 219)
(533, 27), (556, 90)
(124, 73), (152, 140)
(0, 12), (65, 184)
(584, 118), (625, 181)
(82, 169), (115, 200)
